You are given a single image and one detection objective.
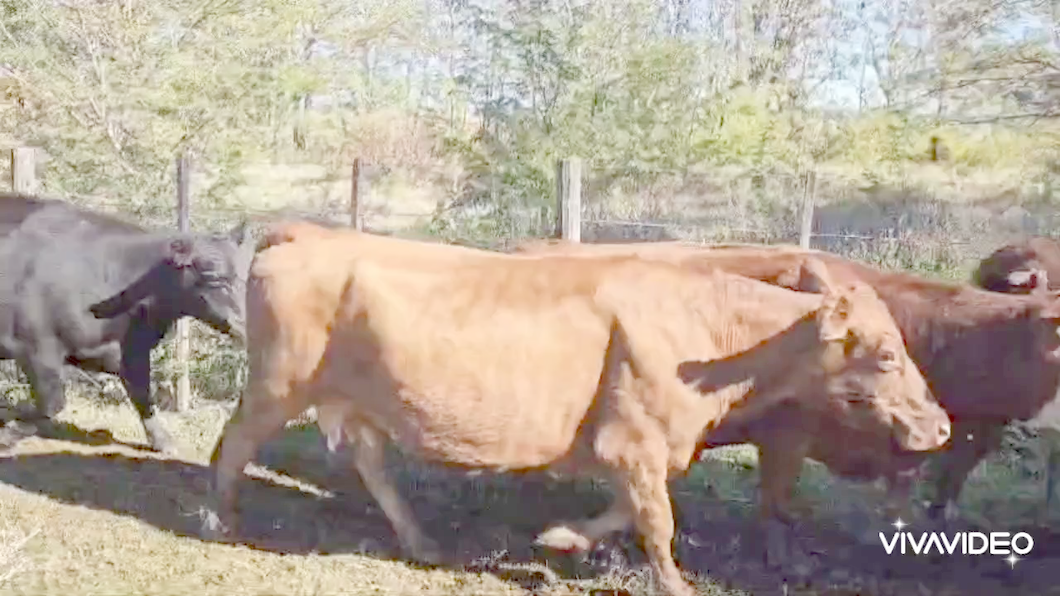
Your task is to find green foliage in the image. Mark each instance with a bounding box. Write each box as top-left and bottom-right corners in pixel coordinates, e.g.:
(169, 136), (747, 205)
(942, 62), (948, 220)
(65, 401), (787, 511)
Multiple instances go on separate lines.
(1, 0), (1059, 409)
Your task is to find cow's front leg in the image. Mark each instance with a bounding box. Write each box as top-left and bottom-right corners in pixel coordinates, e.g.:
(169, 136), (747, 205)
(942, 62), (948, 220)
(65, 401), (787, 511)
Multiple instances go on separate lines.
(18, 340), (68, 430)
(1038, 427), (1060, 525)
(605, 444), (692, 596)
(592, 408), (693, 596)
(345, 423), (442, 566)
(120, 338), (177, 454)
(756, 429), (812, 569)
(883, 468), (920, 523)
(928, 420), (1004, 523)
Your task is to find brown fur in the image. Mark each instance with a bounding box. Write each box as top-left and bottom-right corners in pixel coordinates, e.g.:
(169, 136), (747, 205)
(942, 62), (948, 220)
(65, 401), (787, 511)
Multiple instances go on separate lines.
(203, 227), (948, 596)
(514, 239), (1060, 522)
(972, 237), (1060, 521)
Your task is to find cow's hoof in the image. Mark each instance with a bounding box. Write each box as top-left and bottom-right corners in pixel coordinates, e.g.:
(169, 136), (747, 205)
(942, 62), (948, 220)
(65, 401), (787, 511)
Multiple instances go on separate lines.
(0, 420), (36, 452)
(144, 417), (180, 455)
(199, 510), (237, 543)
(533, 525), (592, 553)
(407, 537), (444, 566)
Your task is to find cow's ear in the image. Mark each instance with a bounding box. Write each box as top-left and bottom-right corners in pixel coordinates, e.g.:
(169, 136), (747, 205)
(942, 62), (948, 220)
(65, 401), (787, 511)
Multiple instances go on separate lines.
(167, 238), (195, 268)
(796, 257), (835, 294)
(229, 220), (252, 246)
(817, 292), (852, 342)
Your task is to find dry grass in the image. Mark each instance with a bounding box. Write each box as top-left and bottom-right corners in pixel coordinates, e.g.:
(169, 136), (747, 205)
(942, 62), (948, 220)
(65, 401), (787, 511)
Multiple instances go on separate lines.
(0, 514), (38, 588)
(0, 391), (1055, 596)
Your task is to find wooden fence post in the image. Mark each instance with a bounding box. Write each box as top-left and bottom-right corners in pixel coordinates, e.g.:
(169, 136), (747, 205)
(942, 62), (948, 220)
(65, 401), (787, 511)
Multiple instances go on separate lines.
(175, 154), (191, 412)
(799, 169), (817, 249)
(11, 147), (36, 194)
(351, 158), (366, 230)
(556, 158), (582, 242)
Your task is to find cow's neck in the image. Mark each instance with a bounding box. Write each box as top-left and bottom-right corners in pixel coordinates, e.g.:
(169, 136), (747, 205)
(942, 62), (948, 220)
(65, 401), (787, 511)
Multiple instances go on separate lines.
(98, 235), (183, 318)
(105, 235), (174, 278)
(692, 309), (823, 400)
(689, 308), (829, 448)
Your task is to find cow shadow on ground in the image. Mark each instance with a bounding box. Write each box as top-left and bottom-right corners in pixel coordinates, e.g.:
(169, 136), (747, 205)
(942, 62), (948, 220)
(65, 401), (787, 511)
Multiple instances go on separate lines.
(0, 439), (627, 589)
(0, 417), (144, 452)
(3, 436), (1060, 596)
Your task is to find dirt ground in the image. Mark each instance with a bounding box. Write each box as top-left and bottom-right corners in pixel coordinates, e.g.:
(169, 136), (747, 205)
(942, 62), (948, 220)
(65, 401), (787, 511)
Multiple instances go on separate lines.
(1, 397), (1060, 596)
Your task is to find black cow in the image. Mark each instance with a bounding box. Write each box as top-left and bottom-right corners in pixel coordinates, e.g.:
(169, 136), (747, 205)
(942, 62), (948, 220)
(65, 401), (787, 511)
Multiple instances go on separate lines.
(0, 191), (253, 454)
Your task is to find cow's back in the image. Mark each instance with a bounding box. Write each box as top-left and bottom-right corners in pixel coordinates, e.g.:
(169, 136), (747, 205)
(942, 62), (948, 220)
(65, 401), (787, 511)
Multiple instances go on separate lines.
(0, 192), (52, 238)
(690, 245), (1060, 420)
(519, 240), (1059, 420)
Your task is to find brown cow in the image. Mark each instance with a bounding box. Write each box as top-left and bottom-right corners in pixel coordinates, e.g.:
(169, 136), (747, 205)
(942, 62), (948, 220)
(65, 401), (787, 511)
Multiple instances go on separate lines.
(514, 239), (1060, 532)
(974, 237), (1060, 523)
(201, 226), (949, 596)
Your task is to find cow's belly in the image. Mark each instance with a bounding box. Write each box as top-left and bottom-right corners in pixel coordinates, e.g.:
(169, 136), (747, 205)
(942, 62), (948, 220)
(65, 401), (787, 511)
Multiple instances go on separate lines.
(364, 360), (606, 469)
(319, 314), (615, 470)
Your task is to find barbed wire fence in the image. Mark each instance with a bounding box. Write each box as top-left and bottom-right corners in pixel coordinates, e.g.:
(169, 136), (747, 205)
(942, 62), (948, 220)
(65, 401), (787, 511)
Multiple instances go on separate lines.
(4, 148), (1056, 418)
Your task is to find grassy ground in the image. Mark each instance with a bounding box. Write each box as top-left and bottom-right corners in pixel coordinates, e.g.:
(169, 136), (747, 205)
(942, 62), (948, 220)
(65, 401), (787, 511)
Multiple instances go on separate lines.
(2, 393), (1059, 596)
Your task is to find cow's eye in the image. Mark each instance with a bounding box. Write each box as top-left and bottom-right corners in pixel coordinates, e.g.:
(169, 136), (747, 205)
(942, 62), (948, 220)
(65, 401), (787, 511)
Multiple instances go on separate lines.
(198, 272), (226, 288)
(878, 349), (900, 370)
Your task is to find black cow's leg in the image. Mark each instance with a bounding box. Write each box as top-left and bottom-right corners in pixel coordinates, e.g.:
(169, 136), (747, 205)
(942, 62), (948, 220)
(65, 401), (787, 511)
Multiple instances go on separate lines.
(120, 340), (177, 454)
(21, 341), (68, 423)
(927, 420), (1004, 522)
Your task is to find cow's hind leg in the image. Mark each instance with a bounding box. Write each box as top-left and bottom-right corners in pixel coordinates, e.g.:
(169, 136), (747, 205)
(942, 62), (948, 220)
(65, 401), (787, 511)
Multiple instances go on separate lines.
(201, 396), (298, 542)
(343, 423), (442, 566)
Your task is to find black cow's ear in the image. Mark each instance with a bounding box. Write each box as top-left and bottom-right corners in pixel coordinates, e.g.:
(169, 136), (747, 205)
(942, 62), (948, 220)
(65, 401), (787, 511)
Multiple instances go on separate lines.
(168, 238), (195, 268)
(229, 220), (252, 246)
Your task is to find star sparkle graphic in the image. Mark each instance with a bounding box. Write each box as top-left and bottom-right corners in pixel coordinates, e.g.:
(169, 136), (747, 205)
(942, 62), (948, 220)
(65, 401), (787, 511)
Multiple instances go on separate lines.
(892, 518), (907, 531)
(1005, 553), (1021, 568)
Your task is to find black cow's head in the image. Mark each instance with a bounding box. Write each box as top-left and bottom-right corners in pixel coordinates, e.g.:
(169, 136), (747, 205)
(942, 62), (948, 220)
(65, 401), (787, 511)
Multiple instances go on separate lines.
(89, 221), (255, 343)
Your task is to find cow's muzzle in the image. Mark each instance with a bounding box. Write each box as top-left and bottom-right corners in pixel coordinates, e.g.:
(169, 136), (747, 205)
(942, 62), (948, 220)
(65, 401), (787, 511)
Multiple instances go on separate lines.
(894, 411), (951, 452)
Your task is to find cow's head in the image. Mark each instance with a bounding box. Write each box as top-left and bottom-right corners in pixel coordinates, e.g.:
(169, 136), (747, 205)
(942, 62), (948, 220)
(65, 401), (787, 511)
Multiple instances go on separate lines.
(89, 221), (255, 343)
(1023, 271), (1060, 364)
(796, 260), (950, 452)
(1004, 267), (1047, 293)
(683, 258), (951, 455)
